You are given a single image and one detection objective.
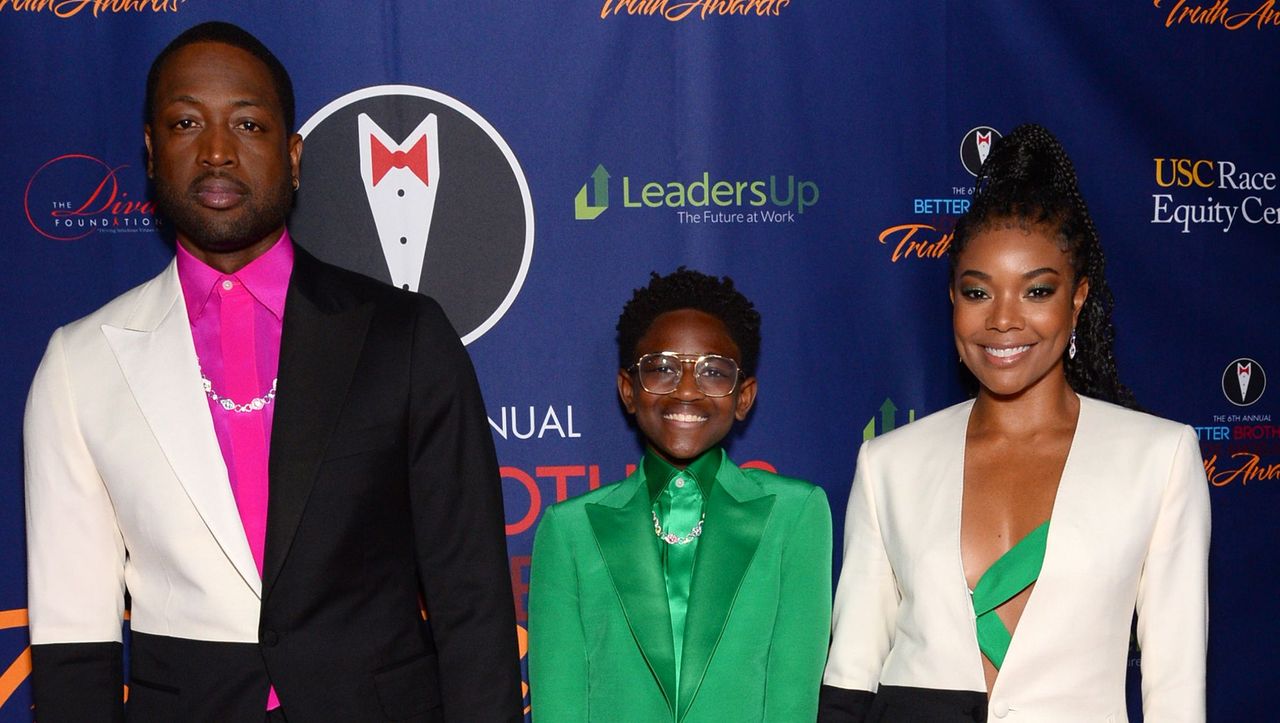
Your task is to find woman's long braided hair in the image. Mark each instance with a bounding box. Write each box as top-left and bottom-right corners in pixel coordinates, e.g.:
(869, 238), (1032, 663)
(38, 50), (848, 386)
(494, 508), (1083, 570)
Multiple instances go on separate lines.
(950, 124), (1138, 408)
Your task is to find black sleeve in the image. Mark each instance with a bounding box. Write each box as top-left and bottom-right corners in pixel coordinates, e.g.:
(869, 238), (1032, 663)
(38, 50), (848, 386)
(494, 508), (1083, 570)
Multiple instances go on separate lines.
(407, 297), (522, 722)
(818, 684), (875, 723)
(31, 642), (124, 722)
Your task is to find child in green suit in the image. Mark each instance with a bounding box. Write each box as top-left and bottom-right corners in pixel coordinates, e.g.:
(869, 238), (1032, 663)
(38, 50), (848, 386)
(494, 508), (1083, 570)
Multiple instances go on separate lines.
(529, 268), (832, 722)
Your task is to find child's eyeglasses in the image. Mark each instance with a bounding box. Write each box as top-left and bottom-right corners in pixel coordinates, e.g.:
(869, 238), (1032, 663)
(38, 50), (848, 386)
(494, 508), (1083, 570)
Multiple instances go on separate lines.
(628, 352), (742, 397)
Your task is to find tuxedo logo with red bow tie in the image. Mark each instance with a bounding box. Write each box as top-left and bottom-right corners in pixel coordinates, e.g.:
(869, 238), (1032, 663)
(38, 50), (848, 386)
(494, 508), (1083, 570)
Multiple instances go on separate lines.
(960, 126), (1002, 177)
(370, 133), (430, 186)
(358, 112), (441, 294)
(1222, 357), (1267, 407)
(293, 86), (534, 345)
(975, 132), (992, 165)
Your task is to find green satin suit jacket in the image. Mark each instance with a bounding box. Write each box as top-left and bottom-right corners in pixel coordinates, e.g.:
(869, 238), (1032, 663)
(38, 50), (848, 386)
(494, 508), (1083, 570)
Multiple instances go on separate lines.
(529, 455), (832, 722)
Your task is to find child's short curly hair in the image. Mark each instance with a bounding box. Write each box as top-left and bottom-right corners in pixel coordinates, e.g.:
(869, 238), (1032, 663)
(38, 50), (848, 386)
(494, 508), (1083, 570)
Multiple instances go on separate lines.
(616, 267), (761, 377)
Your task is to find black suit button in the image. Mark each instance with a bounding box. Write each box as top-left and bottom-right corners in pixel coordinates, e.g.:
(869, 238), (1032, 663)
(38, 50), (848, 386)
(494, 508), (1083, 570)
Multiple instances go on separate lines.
(262, 630), (280, 647)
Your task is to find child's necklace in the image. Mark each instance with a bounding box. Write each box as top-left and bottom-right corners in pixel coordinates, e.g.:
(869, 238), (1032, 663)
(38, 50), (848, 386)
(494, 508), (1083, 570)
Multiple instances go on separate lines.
(652, 511), (705, 545)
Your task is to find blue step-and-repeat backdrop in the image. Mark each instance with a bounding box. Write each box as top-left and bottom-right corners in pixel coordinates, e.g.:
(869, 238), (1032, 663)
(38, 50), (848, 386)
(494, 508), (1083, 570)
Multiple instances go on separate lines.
(2, 2), (1276, 720)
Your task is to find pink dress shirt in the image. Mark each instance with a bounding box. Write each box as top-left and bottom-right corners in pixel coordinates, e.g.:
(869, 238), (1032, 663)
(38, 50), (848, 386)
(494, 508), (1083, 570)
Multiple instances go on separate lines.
(176, 231), (293, 710)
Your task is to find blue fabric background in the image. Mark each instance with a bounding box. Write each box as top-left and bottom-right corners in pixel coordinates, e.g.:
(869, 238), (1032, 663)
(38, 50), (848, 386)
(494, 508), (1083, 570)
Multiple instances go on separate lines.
(2, 2), (1276, 719)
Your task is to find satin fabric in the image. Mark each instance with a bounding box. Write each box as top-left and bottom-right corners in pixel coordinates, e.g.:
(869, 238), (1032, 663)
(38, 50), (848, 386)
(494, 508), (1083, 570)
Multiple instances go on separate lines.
(179, 238), (293, 711)
(971, 519), (1050, 670)
(645, 448), (718, 702)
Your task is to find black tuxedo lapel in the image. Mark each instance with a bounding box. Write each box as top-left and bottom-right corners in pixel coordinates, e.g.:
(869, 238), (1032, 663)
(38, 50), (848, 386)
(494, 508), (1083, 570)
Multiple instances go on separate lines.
(264, 248), (375, 598)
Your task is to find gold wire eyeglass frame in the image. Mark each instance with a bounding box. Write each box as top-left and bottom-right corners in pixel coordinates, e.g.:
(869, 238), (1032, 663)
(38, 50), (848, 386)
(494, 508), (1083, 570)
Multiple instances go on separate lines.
(627, 352), (743, 397)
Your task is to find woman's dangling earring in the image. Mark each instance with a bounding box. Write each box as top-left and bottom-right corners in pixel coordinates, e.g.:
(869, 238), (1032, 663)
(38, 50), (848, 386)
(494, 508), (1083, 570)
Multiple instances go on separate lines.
(1068, 329), (1077, 360)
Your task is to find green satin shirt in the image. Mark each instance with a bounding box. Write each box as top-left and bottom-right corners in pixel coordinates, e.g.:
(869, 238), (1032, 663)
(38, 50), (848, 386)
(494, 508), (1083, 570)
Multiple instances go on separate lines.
(644, 447), (720, 704)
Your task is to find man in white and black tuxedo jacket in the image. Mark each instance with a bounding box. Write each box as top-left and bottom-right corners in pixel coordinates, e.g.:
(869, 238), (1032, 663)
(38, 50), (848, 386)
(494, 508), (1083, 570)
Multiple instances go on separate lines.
(23, 22), (521, 722)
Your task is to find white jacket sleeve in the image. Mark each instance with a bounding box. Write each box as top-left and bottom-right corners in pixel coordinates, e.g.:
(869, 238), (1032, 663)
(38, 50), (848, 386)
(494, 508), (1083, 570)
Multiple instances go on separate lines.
(1135, 425), (1210, 721)
(24, 327), (127, 645)
(824, 439), (899, 692)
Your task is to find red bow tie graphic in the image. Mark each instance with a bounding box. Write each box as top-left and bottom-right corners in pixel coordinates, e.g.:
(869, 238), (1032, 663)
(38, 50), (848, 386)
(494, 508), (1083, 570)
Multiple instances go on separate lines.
(370, 134), (429, 186)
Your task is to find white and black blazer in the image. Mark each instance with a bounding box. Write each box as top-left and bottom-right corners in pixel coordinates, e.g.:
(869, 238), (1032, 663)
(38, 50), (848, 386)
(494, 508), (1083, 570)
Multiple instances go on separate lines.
(24, 247), (521, 721)
(821, 396), (1210, 723)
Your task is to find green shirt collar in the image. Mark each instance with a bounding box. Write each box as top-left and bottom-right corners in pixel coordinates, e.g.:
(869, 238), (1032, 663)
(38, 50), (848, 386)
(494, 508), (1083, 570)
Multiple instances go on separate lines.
(643, 446), (722, 503)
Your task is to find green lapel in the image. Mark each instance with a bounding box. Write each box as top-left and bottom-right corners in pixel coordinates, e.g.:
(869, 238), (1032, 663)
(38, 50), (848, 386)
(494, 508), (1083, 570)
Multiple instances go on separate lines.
(585, 471), (678, 716)
(677, 460), (775, 721)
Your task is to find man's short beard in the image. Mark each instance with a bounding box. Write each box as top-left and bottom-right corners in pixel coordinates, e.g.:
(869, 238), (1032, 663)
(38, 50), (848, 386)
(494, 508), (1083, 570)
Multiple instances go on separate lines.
(155, 175), (294, 254)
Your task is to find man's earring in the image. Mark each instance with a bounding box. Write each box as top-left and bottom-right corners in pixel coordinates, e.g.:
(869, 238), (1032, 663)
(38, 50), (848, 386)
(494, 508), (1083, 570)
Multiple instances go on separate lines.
(292, 177), (300, 191)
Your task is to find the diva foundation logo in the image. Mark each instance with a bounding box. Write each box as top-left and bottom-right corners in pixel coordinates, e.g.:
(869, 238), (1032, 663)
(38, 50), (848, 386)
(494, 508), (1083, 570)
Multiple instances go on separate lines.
(23, 153), (157, 240)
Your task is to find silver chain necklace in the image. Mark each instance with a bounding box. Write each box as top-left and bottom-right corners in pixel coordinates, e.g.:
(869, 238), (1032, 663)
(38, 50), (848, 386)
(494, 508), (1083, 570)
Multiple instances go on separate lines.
(200, 371), (278, 414)
(652, 511), (705, 545)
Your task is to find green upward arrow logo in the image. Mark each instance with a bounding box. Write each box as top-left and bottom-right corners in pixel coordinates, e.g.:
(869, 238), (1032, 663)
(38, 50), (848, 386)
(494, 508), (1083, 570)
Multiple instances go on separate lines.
(575, 164), (610, 220)
(862, 397), (916, 441)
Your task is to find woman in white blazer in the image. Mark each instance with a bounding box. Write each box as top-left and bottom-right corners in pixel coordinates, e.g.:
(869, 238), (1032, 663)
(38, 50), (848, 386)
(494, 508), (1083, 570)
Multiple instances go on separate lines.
(820, 125), (1210, 722)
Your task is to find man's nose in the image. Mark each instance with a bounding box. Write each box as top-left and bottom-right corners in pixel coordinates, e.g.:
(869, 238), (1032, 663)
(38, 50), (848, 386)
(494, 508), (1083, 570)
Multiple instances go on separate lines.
(198, 125), (238, 167)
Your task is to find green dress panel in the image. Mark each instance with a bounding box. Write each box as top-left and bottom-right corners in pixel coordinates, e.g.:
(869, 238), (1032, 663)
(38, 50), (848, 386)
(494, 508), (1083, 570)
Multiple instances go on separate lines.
(970, 519), (1051, 670)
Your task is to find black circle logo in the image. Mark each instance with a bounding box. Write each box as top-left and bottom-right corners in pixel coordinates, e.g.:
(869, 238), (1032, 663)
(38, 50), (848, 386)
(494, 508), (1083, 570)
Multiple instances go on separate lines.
(1221, 358), (1266, 407)
(960, 126), (1001, 177)
(292, 86), (534, 344)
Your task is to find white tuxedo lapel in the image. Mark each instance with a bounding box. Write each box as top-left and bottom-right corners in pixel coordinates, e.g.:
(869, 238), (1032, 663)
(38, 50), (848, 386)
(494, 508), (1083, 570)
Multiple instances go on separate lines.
(986, 398), (1090, 698)
(932, 403), (989, 688)
(100, 262), (262, 598)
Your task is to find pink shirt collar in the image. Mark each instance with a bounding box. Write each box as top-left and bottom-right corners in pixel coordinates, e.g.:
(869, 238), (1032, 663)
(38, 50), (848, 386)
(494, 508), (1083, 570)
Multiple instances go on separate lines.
(176, 230), (295, 322)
